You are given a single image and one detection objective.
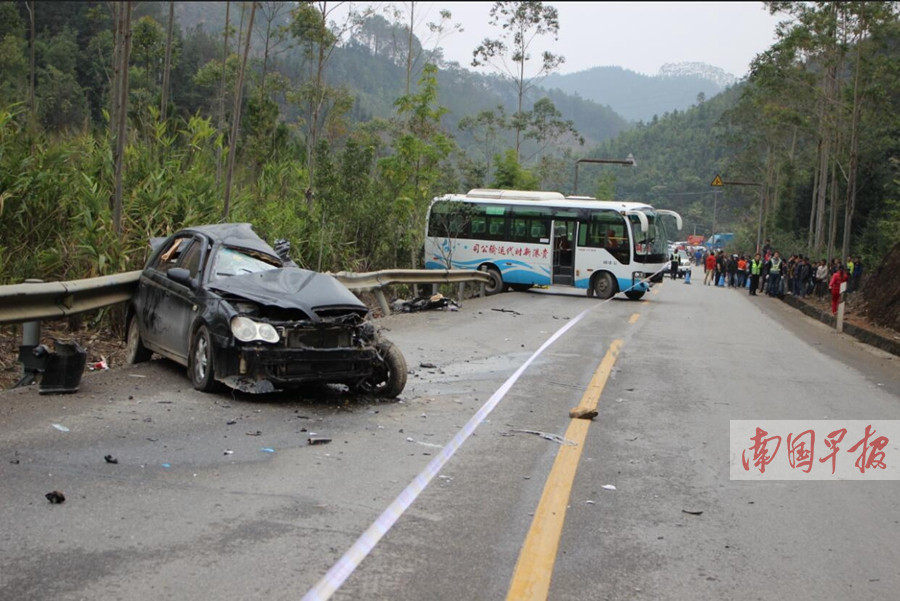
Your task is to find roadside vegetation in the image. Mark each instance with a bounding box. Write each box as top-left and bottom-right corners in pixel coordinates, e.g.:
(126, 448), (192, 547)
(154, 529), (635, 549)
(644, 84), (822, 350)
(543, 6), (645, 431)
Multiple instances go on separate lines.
(0, 0), (898, 295)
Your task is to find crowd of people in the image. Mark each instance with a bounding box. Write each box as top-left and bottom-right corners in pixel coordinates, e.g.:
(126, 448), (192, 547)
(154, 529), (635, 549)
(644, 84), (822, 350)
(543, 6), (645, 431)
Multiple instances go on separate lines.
(689, 241), (863, 315)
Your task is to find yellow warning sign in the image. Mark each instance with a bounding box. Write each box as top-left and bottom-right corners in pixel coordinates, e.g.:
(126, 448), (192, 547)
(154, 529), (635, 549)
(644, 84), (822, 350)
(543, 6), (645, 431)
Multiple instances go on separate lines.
(711, 174), (724, 187)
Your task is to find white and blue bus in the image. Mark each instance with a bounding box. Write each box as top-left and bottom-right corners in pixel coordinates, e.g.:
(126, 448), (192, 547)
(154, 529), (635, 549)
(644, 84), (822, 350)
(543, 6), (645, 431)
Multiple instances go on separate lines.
(423, 189), (682, 300)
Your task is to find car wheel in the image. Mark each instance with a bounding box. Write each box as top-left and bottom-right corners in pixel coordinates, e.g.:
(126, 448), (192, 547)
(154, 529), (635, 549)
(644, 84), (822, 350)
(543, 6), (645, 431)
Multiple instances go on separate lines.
(625, 290), (645, 301)
(592, 272), (617, 300)
(125, 314), (152, 364)
(190, 325), (219, 392)
(356, 342), (407, 398)
(479, 265), (504, 296)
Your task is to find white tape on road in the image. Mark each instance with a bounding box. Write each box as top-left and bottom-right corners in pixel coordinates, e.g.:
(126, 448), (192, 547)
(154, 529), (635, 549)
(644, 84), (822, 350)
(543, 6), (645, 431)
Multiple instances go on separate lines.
(301, 268), (666, 600)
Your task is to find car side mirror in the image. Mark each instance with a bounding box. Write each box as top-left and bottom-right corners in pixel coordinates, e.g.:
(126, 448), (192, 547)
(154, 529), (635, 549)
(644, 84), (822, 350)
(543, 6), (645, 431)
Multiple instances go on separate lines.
(167, 267), (195, 287)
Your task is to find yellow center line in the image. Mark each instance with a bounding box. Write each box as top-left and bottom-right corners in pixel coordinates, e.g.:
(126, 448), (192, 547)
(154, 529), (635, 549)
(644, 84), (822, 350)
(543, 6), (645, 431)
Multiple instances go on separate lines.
(506, 339), (623, 601)
(628, 313), (640, 324)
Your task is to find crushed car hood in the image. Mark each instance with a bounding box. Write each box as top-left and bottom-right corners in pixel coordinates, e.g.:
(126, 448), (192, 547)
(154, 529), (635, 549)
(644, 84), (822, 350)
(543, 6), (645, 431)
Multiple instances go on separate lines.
(208, 267), (367, 318)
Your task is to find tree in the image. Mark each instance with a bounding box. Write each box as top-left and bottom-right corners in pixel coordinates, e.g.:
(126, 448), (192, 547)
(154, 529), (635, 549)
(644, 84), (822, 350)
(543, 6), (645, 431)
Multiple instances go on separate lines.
(472, 1), (563, 162)
(520, 97), (584, 163)
(256, 0), (293, 100)
(458, 105), (508, 186)
(289, 1), (363, 205)
(223, 1), (255, 220)
(111, 1), (133, 236)
(160, 0), (175, 120)
(379, 63), (455, 267)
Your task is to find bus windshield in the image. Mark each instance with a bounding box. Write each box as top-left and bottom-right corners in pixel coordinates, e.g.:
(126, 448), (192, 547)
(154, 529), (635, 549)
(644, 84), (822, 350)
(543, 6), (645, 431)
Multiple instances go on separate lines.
(630, 212), (670, 264)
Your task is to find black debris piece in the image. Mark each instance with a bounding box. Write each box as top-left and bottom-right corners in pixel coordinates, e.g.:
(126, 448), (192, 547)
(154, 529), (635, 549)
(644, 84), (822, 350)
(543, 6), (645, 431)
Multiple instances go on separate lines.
(392, 294), (459, 313)
(46, 491), (66, 504)
(104, 455), (119, 464)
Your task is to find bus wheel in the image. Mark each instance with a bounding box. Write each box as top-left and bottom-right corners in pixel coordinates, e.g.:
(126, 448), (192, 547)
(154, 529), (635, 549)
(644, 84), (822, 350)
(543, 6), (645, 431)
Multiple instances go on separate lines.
(508, 283), (532, 292)
(625, 290), (645, 301)
(479, 265), (503, 296)
(592, 272), (617, 300)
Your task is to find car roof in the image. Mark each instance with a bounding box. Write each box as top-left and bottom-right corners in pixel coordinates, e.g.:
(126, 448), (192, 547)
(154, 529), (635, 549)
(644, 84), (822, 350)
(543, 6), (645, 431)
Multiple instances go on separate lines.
(179, 223), (277, 256)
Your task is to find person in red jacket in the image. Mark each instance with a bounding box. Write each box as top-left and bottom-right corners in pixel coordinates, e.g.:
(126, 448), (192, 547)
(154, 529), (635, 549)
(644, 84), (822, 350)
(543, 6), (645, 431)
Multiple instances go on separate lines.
(829, 265), (849, 315)
(704, 251), (717, 286)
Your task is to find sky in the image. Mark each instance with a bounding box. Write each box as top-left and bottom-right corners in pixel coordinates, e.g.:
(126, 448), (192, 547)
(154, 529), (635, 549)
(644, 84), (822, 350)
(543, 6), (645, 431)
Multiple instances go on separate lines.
(404, 1), (784, 78)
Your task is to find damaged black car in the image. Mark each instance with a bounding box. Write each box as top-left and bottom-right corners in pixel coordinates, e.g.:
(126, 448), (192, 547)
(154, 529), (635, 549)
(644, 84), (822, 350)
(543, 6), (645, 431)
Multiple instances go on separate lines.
(124, 223), (407, 397)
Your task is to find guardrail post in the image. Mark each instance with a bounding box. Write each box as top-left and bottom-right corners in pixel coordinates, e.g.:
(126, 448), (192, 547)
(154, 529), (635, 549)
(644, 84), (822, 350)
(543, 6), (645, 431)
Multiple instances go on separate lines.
(374, 289), (391, 317)
(17, 279), (43, 387)
(836, 281), (847, 333)
(457, 282), (465, 303)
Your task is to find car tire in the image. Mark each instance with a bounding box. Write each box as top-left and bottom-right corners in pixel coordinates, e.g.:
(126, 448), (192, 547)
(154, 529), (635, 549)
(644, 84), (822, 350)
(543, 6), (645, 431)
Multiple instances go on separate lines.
(592, 272), (617, 300)
(356, 341), (407, 398)
(479, 265), (504, 296)
(190, 325), (219, 392)
(125, 314), (152, 364)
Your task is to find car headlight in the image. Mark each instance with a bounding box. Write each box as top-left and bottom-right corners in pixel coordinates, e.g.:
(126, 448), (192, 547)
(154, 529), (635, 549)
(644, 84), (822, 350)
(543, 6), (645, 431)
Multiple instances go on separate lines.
(231, 316), (280, 343)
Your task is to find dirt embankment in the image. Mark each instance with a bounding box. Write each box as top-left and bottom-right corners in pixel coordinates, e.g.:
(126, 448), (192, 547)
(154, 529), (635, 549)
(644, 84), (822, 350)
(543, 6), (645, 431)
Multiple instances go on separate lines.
(862, 242), (900, 333)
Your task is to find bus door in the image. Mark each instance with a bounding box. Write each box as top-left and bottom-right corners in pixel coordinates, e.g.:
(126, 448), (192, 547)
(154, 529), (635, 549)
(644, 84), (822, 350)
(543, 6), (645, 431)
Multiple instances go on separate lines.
(552, 220), (577, 286)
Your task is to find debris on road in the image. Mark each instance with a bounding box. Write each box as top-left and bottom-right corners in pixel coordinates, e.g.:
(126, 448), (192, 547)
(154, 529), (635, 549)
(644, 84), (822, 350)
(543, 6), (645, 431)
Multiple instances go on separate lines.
(260, 447), (275, 453)
(601, 484), (617, 491)
(682, 509), (704, 516)
(245, 430), (262, 436)
(392, 293), (460, 313)
(511, 429), (577, 446)
(88, 358), (109, 371)
(308, 437), (332, 445)
(419, 362), (437, 369)
(224, 449), (234, 455)
(104, 454), (118, 464)
(52, 424), (69, 432)
(569, 408), (598, 420)
(45, 491), (66, 504)
(492, 308), (522, 316)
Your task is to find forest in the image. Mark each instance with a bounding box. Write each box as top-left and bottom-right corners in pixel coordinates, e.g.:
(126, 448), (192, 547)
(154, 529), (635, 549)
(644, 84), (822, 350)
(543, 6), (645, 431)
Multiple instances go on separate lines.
(0, 1), (898, 291)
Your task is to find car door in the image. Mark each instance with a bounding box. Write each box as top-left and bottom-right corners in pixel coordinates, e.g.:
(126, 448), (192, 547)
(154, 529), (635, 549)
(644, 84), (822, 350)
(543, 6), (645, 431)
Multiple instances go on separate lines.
(141, 235), (205, 363)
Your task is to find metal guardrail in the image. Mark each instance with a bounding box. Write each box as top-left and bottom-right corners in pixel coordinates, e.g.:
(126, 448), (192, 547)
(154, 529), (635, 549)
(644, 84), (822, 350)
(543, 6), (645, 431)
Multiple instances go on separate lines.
(0, 271), (142, 325)
(0, 268), (491, 325)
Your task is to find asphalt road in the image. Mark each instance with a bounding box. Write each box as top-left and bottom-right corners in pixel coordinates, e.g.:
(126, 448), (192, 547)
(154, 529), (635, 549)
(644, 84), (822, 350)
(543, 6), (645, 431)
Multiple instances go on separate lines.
(1, 271), (898, 601)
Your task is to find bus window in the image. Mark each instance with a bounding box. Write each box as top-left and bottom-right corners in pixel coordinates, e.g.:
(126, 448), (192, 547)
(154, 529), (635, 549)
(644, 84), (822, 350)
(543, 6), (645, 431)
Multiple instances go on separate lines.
(484, 205), (508, 240)
(510, 218), (528, 240)
(510, 205), (550, 243)
(585, 211), (629, 264)
(529, 220), (547, 241)
(427, 200), (473, 238)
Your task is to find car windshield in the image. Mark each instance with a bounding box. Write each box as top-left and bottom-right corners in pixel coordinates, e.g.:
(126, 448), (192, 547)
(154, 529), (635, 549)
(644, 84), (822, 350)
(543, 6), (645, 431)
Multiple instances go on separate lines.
(212, 246), (281, 279)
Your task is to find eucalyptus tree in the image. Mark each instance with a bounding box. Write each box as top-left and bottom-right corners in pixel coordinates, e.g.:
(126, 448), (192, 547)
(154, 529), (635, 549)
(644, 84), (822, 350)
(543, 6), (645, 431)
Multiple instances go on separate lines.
(160, 0), (174, 120)
(223, 0), (255, 220)
(472, 1), (563, 163)
(289, 1), (366, 205)
(761, 1), (900, 259)
(111, 1), (133, 236)
(457, 105), (508, 186)
(378, 63), (455, 267)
